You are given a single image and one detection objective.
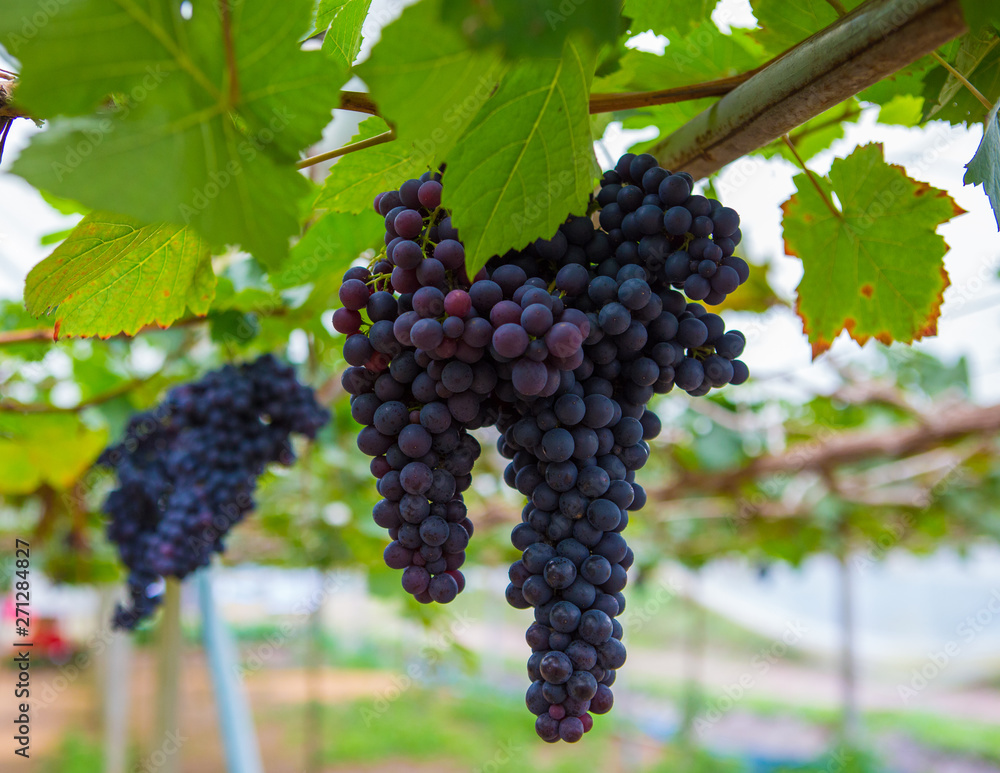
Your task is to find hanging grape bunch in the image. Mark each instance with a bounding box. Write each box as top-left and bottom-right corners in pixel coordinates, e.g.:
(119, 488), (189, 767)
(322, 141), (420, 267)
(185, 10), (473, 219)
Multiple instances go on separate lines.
(100, 355), (329, 629)
(341, 152), (750, 742)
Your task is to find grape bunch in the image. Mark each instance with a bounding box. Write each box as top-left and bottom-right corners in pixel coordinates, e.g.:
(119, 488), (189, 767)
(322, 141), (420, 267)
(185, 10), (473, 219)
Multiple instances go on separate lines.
(341, 153), (751, 741)
(100, 355), (329, 629)
(336, 172), (488, 604)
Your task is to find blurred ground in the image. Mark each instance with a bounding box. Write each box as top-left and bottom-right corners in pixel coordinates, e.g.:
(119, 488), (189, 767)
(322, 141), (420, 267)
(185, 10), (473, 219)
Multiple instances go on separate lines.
(4, 628), (1000, 773)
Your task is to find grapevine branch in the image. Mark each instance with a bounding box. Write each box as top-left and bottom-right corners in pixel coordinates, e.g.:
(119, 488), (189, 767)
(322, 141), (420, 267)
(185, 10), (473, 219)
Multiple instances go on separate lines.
(647, 401), (1000, 502)
(587, 73), (758, 113)
(296, 128), (395, 170)
(220, 0), (241, 107)
(339, 91), (379, 115)
(782, 134), (843, 220)
(0, 307), (287, 347)
(649, 0), (968, 178)
(0, 378), (150, 414)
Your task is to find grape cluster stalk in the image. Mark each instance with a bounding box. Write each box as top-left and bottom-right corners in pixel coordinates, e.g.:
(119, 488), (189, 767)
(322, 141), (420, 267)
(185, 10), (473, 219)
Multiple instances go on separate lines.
(342, 152), (751, 742)
(101, 354), (329, 629)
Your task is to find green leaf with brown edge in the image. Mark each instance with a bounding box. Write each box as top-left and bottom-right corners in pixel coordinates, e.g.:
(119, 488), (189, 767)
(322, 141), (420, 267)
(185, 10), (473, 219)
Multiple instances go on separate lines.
(781, 143), (963, 358)
(25, 213), (215, 339)
(315, 117), (430, 214)
(0, 414), (108, 495)
(964, 101), (1000, 229)
(442, 36), (599, 277)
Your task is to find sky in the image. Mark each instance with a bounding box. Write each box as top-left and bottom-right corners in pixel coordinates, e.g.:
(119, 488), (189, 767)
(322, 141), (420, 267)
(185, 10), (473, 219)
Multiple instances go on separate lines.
(1, 0), (998, 404)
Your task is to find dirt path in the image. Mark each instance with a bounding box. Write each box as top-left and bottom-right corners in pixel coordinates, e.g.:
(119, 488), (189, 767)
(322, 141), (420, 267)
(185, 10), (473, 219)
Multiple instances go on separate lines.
(0, 650), (399, 771)
(3, 638), (998, 772)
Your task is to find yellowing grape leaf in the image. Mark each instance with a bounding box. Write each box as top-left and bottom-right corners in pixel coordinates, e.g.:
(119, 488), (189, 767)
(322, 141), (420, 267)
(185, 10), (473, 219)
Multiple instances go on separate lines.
(0, 415), (108, 494)
(782, 144), (963, 358)
(25, 213), (215, 339)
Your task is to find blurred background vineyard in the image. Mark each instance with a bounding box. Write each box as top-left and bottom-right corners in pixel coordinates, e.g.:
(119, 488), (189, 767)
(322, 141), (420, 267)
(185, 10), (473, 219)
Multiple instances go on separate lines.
(4, 0), (1000, 770)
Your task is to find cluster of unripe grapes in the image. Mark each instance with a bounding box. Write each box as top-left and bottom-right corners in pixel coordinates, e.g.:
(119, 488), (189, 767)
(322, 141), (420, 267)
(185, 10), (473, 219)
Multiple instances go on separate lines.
(341, 152), (751, 741)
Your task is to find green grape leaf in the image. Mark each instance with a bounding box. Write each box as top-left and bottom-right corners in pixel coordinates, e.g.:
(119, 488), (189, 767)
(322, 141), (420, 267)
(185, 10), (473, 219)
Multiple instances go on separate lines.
(211, 276), (282, 312)
(749, 0), (864, 56)
(356, 0), (505, 169)
(440, 0), (623, 59)
(603, 26), (764, 149)
(922, 30), (1000, 121)
(9, 0), (341, 267)
(316, 0), (351, 31)
(321, 0), (372, 69)
(959, 0), (1000, 37)
(922, 35), (1000, 125)
(875, 95), (925, 126)
(24, 213), (215, 339)
(964, 102), (1000, 229)
(782, 144), (963, 357)
(596, 26), (762, 92)
(0, 414), (108, 494)
(315, 117), (429, 214)
(442, 37), (598, 276)
(271, 209), (383, 289)
(623, 0), (719, 37)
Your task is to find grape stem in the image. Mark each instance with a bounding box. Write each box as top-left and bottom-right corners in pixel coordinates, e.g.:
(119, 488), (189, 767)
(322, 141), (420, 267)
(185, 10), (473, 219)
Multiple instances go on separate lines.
(765, 104), (861, 152)
(588, 73), (758, 113)
(824, 0), (849, 16)
(339, 91), (379, 115)
(219, 0), (241, 107)
(0, 308), (287, 347)
(930, 50), (994, 112)
(0, 378), (152, 414)
(312, 76), (762, 168)
(781, 135), (843, 220)
(296, 128), (395, 170)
